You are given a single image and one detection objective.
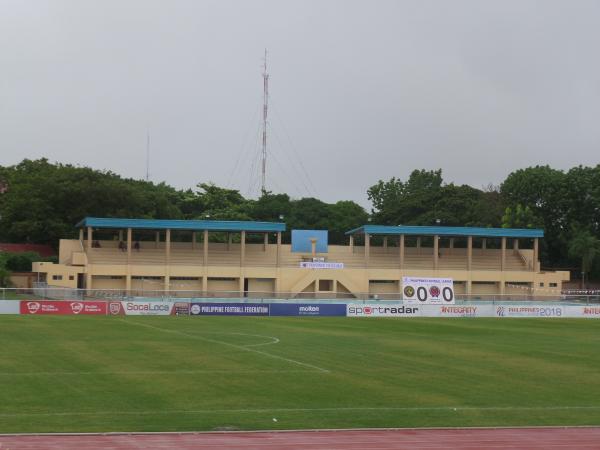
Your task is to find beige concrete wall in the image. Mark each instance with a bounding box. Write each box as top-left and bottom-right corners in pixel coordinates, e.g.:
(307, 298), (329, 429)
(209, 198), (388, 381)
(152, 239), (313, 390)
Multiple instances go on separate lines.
(207, 278), (238, 292)
(9, 273), (34, 288)
(471, 282), (499, 295)
(369, 280), (400, 294)
(92, 276), (126, 290)
(247, 278), (275, 294)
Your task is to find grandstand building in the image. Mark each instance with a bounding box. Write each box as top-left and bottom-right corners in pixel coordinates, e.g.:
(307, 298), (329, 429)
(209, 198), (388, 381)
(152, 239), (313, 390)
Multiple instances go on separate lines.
(32, 217), (570, 298)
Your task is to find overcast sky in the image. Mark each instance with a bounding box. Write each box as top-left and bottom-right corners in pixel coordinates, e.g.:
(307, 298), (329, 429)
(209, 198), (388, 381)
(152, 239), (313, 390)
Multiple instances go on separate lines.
(1, 0), (599, 208)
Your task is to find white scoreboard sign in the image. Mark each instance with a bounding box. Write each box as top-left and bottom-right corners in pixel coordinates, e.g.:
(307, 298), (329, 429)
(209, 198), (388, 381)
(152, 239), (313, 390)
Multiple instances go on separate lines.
(402, 277), (455, 304)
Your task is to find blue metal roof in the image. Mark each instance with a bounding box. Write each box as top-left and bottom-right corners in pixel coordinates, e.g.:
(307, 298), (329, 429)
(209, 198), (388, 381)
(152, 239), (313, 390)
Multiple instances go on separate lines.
(345, 225), (543, 238)
(76, 217), (286, 233)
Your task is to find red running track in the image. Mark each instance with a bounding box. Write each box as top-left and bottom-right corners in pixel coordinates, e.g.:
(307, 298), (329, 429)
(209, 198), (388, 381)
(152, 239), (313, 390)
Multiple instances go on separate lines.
(1, 427), (600, 449)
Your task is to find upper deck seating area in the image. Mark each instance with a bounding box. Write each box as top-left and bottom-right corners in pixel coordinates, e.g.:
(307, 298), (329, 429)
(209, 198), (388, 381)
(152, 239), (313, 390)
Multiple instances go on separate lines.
(84, 240), (528, 271)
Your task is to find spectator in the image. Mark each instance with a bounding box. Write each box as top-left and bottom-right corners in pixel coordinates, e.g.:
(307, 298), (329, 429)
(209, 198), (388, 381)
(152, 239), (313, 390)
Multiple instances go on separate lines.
(134, 241), (140, 251)
(118, 241), (126, 252)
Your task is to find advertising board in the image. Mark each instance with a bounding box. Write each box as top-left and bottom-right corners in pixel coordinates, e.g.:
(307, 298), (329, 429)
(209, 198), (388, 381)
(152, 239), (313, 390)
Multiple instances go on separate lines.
(420, 304), (495, 317)
(0, 300), (21, 314)
(402, 277), (455, 304)
(20, 300), (107, 315)
(116, 301), (174, 316)
(347, 304), (420, 317)
(299, 262), (344, 269)
(270, 303), (347, 316)
(560, 306), (600, 318)
(494, 304), (565, 318)
(190, 303), (269, 316)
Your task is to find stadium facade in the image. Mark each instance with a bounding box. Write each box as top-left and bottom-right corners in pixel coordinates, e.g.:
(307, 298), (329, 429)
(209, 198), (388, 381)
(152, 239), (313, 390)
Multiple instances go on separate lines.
(32, 217), (570, 297)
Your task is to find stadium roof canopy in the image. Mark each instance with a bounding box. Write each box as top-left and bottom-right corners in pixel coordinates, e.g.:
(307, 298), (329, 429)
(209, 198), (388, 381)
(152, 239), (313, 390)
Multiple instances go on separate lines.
(75, 217), (286, 233)
(345, 225), (543, 238)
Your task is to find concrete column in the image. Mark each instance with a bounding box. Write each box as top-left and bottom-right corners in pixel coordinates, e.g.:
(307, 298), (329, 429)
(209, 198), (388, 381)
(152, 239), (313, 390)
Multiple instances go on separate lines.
(349, 235), (354, 253)
(227, 233), (232, 251)
(155, 231), (160, 249)
(202, 276), (208, 293)
(417, 237), (421, 255)
(164, 228), (171, 295)
(466, 279), (472, 295)
(383, 236), (388, 253)
(119, 230), (124, 241)
(126, 274), (131, 292)
(433, 235), (439, 270)
(513, 238), (519, 251)
(192, 232), (196, 250)
(310, 238), (317, 258)
(264, 233), (268, 251)
(127, 228), (132, 263)
(467, 236), (473, 271)
(399, 235), (405, 270)
(482, 238), (487, 252)
(365, 233), (370, 267)
(501, 237), (506, 271)
(533, 238), (539, 272)
(239, 277), (245, 296)
(87, 227), (92, 250)
(240, 231), (246, 266)
(86, 272), (92, 291)
(276, 231), (282, 267)
(499, 281), (505, 295)
(449, 238), (454, 255)
(165, 229), (171, 265)
(79, 228), (84, 241)
(203, 230), (208, 266)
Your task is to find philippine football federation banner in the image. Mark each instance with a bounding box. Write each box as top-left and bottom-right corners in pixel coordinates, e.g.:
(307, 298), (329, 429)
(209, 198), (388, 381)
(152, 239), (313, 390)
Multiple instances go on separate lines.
(402, 277), (455, 304)
(190, 302), (270, 316)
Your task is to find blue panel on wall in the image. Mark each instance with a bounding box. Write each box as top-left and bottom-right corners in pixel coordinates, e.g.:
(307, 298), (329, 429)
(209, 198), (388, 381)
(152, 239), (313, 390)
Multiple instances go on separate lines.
(291, 230), (328, 253)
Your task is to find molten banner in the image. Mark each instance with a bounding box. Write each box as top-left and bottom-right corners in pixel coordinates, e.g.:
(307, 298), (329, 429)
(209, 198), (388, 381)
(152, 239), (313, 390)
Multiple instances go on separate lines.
(402, 277), (455, 304)
(20, 300), (107, 315)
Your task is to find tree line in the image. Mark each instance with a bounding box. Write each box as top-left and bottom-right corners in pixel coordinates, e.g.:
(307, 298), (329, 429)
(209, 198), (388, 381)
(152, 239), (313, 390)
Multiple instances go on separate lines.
(0, 159), (598, 280)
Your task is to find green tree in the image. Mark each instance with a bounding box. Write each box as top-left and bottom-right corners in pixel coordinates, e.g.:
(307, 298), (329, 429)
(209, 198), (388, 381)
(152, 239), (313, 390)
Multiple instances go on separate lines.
(568, 229), (600, 288)
(501, 204), (539, 229)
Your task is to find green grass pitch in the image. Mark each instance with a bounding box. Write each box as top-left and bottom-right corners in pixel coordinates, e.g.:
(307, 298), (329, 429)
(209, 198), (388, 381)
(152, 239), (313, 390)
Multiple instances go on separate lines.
(0, 315), (599, 433)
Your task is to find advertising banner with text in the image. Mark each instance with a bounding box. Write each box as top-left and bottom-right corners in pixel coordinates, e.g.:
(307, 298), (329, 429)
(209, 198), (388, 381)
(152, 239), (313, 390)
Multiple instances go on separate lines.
(111, 301), (175, 316)
(402, 277), (455, 304)
(494, 304), (566, 318)
(190, 303), (269, 316)
(347, 304), (421, 317)
(20, 300), (107, 315)
(270, 303), (347, 316)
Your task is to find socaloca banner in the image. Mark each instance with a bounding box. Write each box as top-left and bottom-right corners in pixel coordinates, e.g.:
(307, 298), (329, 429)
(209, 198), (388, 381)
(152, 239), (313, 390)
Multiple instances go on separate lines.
(402, 277), (455, 304)
(20, 300), (107, 315)
(190, 302), (269, 316)
(109, 301), (180, 316)
(270, 303), (347, 316)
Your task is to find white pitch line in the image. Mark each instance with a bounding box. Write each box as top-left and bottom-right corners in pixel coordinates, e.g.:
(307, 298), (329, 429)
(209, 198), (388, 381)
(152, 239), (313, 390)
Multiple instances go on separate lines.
(0, 369), (312, 376)
(120, 319), (330, 373)
(1, 405), (600, 418)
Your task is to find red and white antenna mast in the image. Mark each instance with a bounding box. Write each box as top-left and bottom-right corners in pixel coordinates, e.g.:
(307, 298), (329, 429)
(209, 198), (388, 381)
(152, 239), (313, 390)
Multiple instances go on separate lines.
(261, 48), (269, 195)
